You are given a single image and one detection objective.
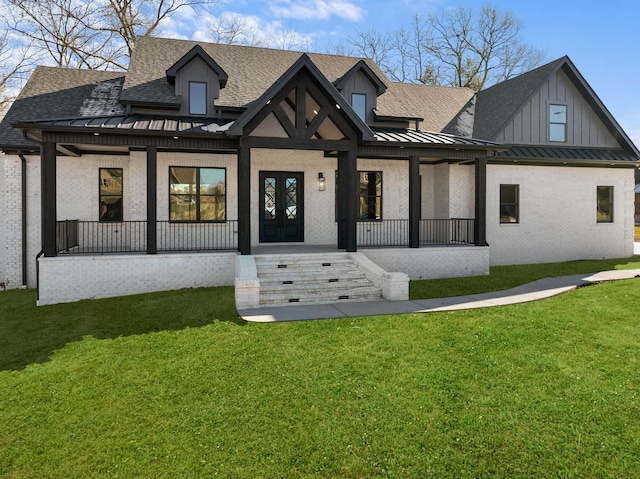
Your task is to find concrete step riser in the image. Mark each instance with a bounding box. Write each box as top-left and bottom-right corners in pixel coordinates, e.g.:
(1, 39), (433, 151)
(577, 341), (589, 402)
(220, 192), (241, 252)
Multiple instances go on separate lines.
(254, 255), (382, 306)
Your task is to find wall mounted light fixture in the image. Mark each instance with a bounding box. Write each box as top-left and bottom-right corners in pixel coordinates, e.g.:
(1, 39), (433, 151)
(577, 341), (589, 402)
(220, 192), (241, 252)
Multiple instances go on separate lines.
(318, 172), (326, 191)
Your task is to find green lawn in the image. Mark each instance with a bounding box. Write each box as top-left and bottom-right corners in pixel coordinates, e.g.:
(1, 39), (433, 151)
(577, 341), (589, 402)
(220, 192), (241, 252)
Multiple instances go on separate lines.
(1, 260), (640, 477)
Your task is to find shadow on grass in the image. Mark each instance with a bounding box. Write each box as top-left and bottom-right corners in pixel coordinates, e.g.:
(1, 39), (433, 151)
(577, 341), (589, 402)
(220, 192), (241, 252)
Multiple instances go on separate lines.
(0, 286), (243, 371)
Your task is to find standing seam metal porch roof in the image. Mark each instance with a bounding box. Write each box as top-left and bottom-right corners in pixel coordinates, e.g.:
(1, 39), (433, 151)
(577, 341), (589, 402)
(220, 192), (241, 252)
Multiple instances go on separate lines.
(13, 114), (502, 148)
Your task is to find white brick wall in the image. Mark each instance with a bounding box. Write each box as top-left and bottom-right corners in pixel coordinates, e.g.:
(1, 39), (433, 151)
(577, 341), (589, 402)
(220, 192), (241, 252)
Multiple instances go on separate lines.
(2, 148), (634, 301)
(37, 252), (236, 305)
(363, 246), (490, 280)
(487, 164), (634, 265)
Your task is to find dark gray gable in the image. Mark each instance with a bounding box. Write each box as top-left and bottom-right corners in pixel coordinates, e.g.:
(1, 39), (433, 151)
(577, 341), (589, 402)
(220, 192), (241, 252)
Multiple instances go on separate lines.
(228, 53), (375, 142)
(334, 59), (387, 95)
(474, 56), (639, 156)
(166, 44), (228, 88)
(473, 58), (561, 140)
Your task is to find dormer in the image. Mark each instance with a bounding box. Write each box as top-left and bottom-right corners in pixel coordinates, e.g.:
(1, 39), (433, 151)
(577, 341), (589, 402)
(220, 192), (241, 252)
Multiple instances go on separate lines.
(334, 60), (386, 125)
(166, 45), (228, 117)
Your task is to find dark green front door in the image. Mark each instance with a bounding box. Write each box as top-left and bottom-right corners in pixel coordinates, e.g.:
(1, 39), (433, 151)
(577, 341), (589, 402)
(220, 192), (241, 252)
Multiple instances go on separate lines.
(259, 171), (304, 242)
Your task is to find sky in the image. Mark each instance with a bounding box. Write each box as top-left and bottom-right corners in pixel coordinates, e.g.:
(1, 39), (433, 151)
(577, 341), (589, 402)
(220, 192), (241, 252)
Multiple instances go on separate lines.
(159, 0), (640, 146)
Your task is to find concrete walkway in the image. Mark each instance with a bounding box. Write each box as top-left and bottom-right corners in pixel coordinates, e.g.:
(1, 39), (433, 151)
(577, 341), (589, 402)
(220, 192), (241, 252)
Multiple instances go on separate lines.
(238, 267), (640, 323)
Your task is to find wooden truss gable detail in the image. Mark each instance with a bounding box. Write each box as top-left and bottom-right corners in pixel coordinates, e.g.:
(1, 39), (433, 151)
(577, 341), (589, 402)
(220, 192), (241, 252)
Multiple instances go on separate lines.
(244, 71), (357, 142)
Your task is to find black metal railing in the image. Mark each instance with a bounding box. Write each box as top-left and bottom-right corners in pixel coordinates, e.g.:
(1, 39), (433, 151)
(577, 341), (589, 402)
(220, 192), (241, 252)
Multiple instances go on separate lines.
(56, 220), (238, 254)
(157, 221), (237, 251)
(420, 218), (475, 246)
(56, 219), (79, 252)
(56, 219), (470, 252)
(357, 218), (475, 247)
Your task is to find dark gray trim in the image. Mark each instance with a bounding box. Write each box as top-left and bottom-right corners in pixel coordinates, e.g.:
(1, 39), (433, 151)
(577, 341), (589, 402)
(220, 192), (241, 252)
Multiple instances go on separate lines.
(337, 149), (358, 252)
(237, 142), (251, 255)
(166, 45), (228, 88)
(19, 152), (27, 286)
(474, 158), (488, 247)
(146, 146), (157, 254)
(41, 142), (57, 257)
(408, 155), (420, 248)
(334, 60), (387, 95)
(228, 53), (376, 142)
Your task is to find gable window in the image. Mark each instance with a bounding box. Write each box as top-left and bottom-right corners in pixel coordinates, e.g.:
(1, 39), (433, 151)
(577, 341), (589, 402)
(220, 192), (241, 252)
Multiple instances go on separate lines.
(170, 166), (226, 222)
(597, 186), (613, 223)
(189, 81), (207, 115)
(549, 104), (567, 142)
(99, 168), (123, 222)
(500, 184), (519, 223)
(351, 93), (366, 121)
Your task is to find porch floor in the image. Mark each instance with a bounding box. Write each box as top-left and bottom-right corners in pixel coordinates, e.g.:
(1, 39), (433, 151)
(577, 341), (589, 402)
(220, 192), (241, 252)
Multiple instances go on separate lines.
(237, 269), (640, 322)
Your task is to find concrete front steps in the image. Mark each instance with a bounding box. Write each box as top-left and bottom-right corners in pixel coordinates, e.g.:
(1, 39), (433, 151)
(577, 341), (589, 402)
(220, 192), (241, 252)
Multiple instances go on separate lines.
(255, 253), (382, 306)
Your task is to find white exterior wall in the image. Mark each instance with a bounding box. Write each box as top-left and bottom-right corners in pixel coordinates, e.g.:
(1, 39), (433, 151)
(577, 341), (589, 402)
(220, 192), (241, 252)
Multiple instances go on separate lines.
(0, 154), (42, 289)
(363, 246), (489, 280)
(358, 157), (409, 219)
(37, 252), (236, 305)
(487, 164), (635, 265)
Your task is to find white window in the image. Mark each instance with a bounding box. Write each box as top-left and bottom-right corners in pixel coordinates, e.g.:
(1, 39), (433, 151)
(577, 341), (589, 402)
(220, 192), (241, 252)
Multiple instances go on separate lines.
(189, 82), (207, 115)
(549, 104), (567, 142)
(351, 93), (366, 121)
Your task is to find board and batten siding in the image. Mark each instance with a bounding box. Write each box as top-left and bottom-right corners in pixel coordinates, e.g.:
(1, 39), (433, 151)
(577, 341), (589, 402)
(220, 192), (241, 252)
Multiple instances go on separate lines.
(338, 70), (378, 124)
(174, 56), (221, 117)
(495, 69), (619, 147)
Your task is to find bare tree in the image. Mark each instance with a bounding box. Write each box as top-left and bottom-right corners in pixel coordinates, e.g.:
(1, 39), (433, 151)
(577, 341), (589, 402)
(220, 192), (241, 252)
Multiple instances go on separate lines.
(99, 0), (218, 59)
(268, 21), (312, 51)
(343, 4), (545, 91)
(5, 0), (123, 69)
(345, 28), (394, 76)
(0, 31), (34, 114)
(4, 0), (219, 70)
(208, 13), (265, 46)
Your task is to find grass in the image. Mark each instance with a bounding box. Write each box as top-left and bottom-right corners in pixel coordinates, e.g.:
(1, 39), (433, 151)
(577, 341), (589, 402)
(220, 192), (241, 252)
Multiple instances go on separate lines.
(1, 260), (640, 477)
(410, 256), (640, 299)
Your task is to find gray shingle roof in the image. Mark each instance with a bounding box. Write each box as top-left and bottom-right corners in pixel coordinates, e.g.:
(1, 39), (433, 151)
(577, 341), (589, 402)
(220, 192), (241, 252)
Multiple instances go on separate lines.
(377, 82), (474, 132)
(121, 36), (389, 109)
(0, 67), (124, 149)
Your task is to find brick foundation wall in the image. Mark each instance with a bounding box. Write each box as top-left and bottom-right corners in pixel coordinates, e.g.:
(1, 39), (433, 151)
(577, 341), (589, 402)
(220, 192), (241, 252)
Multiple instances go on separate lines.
(363, 246), (490, 280)
(37, 252), (236, 305)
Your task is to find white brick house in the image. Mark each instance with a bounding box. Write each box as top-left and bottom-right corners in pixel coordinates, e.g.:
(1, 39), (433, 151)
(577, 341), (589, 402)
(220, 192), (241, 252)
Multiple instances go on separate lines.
(0, 37), (637, 305)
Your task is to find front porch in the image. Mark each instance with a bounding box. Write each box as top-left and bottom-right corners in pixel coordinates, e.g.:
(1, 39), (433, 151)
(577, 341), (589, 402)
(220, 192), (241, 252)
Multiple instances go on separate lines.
(37, 241), (490, 306)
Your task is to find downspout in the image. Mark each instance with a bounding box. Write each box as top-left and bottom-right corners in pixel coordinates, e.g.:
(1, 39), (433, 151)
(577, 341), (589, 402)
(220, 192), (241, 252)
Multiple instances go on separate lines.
(18, 152), (28, 287)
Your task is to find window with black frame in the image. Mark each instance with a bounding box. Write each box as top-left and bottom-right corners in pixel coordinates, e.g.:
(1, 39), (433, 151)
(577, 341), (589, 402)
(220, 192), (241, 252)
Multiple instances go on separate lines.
(99, 168), (123, 222)
(597, 186), (613, 223)
(169, 166), (226, 221)
(499, 184), (519, 223)
(359, 171), (382, 220)
(335, 170), (383, 221)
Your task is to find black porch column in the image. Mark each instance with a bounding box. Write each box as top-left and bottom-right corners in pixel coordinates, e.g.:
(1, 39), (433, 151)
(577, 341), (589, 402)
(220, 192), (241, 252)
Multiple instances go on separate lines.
(474, 157), (488, 246)
(237, 142), (251, 255)
(408, 155), (420, 248)
(338, 148), (357, 252)
(41, 141), (57, 257)
(146, 146), (157, 254)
